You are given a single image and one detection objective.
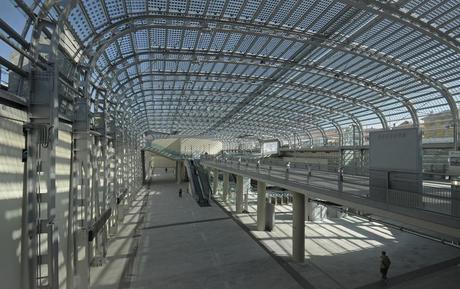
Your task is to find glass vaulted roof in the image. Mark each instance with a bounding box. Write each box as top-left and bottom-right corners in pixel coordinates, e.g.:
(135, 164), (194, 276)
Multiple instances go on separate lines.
(12, 0), (460, 144)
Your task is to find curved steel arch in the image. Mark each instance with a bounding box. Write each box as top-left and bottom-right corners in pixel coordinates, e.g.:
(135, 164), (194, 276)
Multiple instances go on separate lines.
(101, 49), (419, 126)
(111, 74), (380, 128)
(128, 97), (346, 134)
(76, 11), (460, 61)
(117, 86), (365, 134)
(112, 70), (388, 128)
(58, 5), (459, 146)
(125, 94), (363, 136)
(130, 105), (326, 135)
(79, 13), (456, 95)
(127, 98), (346, 145)
(96, 48), (418, 126)
(79, 15), (455, 130)
(344, 0), (460, 55)
(132, 112), (317, 141)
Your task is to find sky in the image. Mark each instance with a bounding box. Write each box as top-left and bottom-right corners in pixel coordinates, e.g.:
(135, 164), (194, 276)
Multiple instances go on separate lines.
(0, 0), (30, 59)
(0, 0), (31, 83)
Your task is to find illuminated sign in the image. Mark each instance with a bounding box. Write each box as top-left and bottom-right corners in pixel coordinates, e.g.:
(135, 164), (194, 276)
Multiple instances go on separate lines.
(261, 140), (280, 156)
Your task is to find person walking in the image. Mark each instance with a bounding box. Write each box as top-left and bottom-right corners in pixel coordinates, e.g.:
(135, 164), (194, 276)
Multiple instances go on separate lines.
(380, 251), (391, 281)
(178, 188), (182, 198)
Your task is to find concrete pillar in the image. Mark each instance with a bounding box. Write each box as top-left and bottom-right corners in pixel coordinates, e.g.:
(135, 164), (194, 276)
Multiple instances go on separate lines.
(307, 201), (327, 221)
(243, 177), (251, 212)
(223, 173), (229, 201)
(182, 162), (186, 181)
(257, 181), (267, 231)
(236, 175), (244, 213)
(213, 169), (219, 195)
(292, 192), (305, 263)
(305, 198), (310, 221)
(176, 161), (182, 184)
(175, 161), (180, 183)
(451, 183), (460, 217)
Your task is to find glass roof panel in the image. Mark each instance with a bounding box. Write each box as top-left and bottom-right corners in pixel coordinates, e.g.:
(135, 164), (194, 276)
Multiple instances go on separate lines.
(23, 0), (454, 139)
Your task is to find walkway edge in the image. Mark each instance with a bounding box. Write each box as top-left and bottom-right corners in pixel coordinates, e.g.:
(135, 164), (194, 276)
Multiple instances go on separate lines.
(117, 189), (150, 289)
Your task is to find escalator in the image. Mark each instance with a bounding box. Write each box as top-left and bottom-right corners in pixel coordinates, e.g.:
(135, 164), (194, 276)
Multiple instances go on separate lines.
(184, 159), (211, 207)
(195, 160), (212, 198)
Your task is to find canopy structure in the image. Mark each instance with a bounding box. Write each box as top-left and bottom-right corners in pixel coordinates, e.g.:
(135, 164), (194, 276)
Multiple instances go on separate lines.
(3, 0), (460, 147)
(2, 3), (460, 289)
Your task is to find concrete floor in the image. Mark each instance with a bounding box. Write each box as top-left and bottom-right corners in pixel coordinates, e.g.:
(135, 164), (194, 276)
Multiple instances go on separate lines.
(127, 177), (304, 289)
(90, 187), (149, 289)
(89, 178), (460, 289)
(219, 191), (460, 289)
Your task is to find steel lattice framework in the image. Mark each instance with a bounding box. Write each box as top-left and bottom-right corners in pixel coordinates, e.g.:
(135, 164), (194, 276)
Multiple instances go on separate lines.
(5, 0), (460, 145)
(1, 2), (460, 288)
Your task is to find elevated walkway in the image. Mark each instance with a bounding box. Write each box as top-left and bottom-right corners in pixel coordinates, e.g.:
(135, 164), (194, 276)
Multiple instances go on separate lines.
(144, 143), (187, 160)
(202, 157), (460, 238)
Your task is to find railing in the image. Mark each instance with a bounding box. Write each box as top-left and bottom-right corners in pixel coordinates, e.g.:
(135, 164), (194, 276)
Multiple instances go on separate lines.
(201, 155), (460, 219)
(144, 143), (188, 159)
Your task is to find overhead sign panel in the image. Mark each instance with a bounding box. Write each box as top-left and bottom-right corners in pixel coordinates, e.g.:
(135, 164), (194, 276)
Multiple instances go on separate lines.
(261, 140), (280, 156)
(369, 128), (422, 173)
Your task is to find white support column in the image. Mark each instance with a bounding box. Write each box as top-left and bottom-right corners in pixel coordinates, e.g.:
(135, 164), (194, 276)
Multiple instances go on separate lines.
(223, 173), (229, 201)
(176, 161), (180, 184)
(257, 181), (267, 231)
(236, 175), (243, 213)
(292, 192), (305, 263)
(176, 161), (182, 184)
(213, 169), (218, 195)
(72, 99), (92, 289)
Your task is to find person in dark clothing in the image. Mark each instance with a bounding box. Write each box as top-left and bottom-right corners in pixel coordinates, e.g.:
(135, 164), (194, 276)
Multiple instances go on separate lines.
(380, 251), (391, 281)
(178, 188), (182, 198)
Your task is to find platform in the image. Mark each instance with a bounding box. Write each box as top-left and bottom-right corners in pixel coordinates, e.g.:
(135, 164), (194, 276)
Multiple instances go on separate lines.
(217, 191), (460, 289)
(126, 178), (305, 289)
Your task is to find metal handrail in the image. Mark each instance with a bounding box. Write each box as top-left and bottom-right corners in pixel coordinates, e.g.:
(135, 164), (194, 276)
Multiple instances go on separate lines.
(202, 155), (459, 218)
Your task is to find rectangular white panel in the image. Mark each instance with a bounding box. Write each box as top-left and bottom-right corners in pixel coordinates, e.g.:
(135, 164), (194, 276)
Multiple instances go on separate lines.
(369, 128), (422, 172)
(261, 140), (279, 156)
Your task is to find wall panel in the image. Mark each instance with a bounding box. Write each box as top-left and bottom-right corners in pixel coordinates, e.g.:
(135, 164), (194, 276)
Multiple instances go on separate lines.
(0, 111), (26, 289)
(56, 128), (72, 289)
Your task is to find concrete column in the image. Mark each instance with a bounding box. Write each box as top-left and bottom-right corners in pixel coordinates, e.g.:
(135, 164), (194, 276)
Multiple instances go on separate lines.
(292, 192), (305, 263)
(243, 177), (251, 212)
(182, 162), (186, 181)
(236, 175), (244, 213)
(176, 161), (182, 184)
(451, 184), (460, 217)
(175, 161), (180, 183)
(213, 169), (219, 195)
(223, 173), (229, 201)
(305, 198), (310, 221)
(257, 181), (267, 231)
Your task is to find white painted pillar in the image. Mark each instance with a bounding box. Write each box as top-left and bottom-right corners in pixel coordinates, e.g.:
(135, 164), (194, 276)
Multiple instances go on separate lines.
(223, 173), (229, 201)
(257, 181), (267, 231)
(236, 175), (244, 213)
(292, 192), (305, 262)
(243, 177), (250, 212)
(213, 169), (218, 195)
(176, 161), (182, 184)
